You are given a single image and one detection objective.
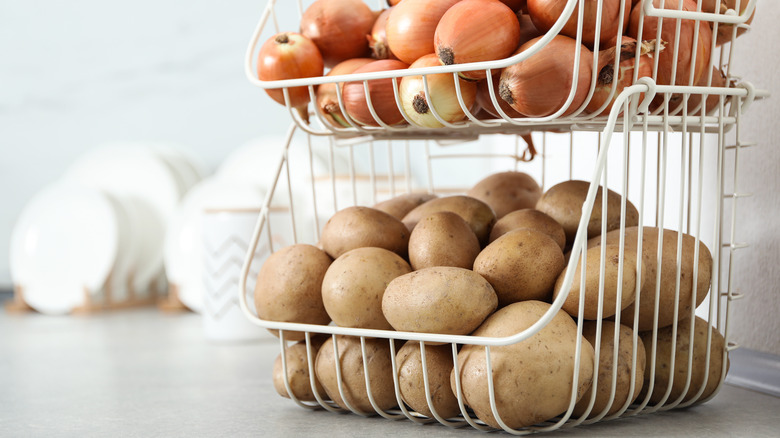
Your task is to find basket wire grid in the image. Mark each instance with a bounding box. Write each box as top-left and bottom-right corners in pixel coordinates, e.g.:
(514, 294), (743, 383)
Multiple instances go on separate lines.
(238, 0), (767, 434)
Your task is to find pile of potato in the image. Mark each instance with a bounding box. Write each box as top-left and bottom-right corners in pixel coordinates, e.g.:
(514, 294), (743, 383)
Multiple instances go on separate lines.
(255, 170), (728, 429)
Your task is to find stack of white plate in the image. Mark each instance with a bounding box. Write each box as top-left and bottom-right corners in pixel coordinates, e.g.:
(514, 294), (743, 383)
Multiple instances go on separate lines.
(9, 144), (204, 315)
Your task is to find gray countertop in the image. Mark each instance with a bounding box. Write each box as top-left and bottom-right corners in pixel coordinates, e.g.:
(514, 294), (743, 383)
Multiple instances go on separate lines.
(2, 307), (778, 437)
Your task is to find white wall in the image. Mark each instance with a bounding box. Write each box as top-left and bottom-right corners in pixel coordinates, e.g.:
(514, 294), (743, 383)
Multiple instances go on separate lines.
(1, 1), (777, 354)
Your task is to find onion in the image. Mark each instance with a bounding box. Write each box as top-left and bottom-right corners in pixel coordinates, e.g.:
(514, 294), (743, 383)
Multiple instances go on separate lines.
(701, 0), (756, 46)
(368, 8), (397, 60)
(399, 54), (478, 128)
(387, 0), (402, 5)
(435, 0), (522, 80)
(628, 0), (712, 97)
(670, 66), (728, 115)
(527, 0), (632, 47)
(342, 59), (410, 126)
(386, 0), (461, 65)
(257, 32), (324, 110)
(518, 12), (544, 47)
(477, 74), (525, 119)
(300, 0), (375, 68)
(316, 58), (374, 128)
(586, 37), (657, 115)
(498, 35), (593, 117)
(499, 0), (528, 11)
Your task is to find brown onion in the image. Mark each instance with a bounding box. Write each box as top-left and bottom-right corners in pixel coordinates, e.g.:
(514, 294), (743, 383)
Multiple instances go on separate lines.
(386, 0), (461, 65)
(368, 8), (397, 60)
(477, 74), (525, 119)
(670, 66), (728, 115)
(342, 59), (410, 126)
(387, 0), (403, 5)
(518, 12), (545, 47)
(586, 37), (657, 115)
(500, 0), (528, 11)
(399, 54), (478, 128)
(435, 0), (522, 80)
(257, 32), (324, 109)
(300, 0), (375, 68)
(701, 0), (756, 46)
(527, 0), (632, 47)
(498, 35), (593, 117)
(316, 58), (374, 128)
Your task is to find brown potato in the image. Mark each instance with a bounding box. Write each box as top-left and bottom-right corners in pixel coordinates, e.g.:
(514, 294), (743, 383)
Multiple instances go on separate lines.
(315, 335), (397, 413)
(453, 300), (595, 429)
(373, 192), (438, 220)
(397, 342), (460, 419)
(488, 208), (566, 250)
(473, 228), (565, 306)
(588, 227), (712, 331)
(320, 206), (410, 259)
(402, 195), (496, 245)
(382, 267), (498, 335)
(573, 321), (646, 418)
(552, 244), (642, 320)
(273, 335), (329, 401)
(321, 247), (411, 330)
(640, 316), (728, 405)
(466, 171), (542, 219)
(536, 180), (639, 246)
(408, 211), (481, 270)
(254, 244), (332, 341)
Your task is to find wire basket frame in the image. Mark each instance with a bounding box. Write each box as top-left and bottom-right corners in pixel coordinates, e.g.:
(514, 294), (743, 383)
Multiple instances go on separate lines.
(244, 0), (764, 139)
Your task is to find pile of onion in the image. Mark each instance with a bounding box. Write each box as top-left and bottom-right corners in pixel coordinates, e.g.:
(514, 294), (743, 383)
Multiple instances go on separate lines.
(342, 59), (409, 126)
(527, 0), (632, 47)
(300, 0), (375, 67)
(257, 32), (324, 113)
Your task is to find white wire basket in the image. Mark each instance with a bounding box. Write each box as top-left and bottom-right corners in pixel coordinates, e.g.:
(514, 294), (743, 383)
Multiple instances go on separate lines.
(238, 0), (769, 434)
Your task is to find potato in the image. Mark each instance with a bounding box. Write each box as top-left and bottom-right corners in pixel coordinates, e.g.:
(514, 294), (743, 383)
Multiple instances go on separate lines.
(321, 247), (411, 330)
(572, 321), (646, 418)
(397, 342), (460, 419)
(453, 300), (595, 429)
(535, 180), (639, 246)
(408, 211), (481, 270)
(473, 228), (565, 306)
(273, 335), (328, 401)
(254, 244), (332, 341)
(640, 316), (727, 405)
(488, 208), (566, 250)
(588, 227), (713, 331)
(320, 206), (410, 259)
(315, 335), (397, 413)
(466, 171), (542, 219)
(373, 192), (438, 220)
(382, 267), (498, 335)
(402, 195), (496, 245)
(552, 244), (641, 320)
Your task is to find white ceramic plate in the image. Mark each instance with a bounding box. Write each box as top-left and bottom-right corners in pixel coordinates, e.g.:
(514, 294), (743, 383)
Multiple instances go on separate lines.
(10, 183), (119, 315)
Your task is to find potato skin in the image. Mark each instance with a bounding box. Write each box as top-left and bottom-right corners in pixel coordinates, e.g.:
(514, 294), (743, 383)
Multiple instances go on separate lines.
(408, 211), (481, 270)
(373, 192), (438, 220)
(466, 171), (542, 219)
(640, 316), (728, 405)
(453, 301), (595, 429)
(320, 206), (410, 259)
(273, 336), (328, 401)
(573, 321), (646, 418)
(315, 335), (397, 413)
(321, 247), (411, 330)
(402, 195), (496, 245)
(397, 342), (460, 419)
(588, 226), (713, 331)
(473, 228), (565, 306)
(536, 180), (639, 246)
(254, 244), (332, 341)
(489, 208), (566, 250)
(552, 244), (641, 320)
(382, 267), (498, 335)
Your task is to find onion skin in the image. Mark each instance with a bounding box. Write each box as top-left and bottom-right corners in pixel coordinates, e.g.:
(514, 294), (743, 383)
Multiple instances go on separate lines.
(701, 0), (755, 46)
(435, 0), (522, 80)
(257, 32), (324, 109)
(368, 8), (397, 60)
(400, 54), (478, 128)
(528, 0), (632, 47)
(477, 74), (524, 119)
(316, 58), (374, 128)
(342, 59), (410, 126)
(586, 37), (657, 115)
(386, 0), (461, 65)
(498, 35), (593, 117)
(300, 0), (375, 68)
